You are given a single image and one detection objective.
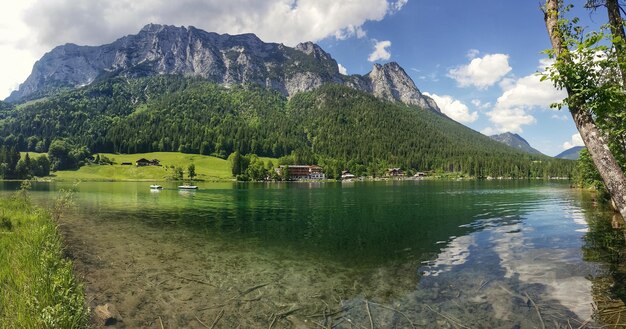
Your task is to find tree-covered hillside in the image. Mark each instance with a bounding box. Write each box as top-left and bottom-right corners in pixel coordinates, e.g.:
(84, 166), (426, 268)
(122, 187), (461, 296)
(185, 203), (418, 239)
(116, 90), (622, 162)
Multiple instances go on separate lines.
(0, 76), (574, 178)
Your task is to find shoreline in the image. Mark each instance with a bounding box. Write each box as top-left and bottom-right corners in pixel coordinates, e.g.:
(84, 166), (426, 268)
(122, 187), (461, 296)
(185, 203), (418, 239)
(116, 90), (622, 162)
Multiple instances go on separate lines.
(0, 196), (88, 327)
(1, 176), (573, 184)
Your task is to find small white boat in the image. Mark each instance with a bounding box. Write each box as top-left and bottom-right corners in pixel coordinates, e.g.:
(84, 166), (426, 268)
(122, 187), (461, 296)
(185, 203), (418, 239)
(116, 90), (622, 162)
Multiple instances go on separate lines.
(178, 185), (198, 190)
(150, 184), (163, 189)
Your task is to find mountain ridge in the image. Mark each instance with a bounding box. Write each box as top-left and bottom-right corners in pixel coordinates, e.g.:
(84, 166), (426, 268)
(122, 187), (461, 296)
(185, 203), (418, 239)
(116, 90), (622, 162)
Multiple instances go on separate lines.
(555, 146), (584, 160)
(489, 132), (544, 155)
(0, 75), (574, 178)
(6, 24), (440, 112)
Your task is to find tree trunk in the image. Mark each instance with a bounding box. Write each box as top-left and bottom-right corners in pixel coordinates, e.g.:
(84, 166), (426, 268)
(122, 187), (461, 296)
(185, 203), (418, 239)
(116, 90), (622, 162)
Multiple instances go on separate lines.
(544, 0), (626, 219)
(606, 0), (626, 86)
(605, 0), (626, 159)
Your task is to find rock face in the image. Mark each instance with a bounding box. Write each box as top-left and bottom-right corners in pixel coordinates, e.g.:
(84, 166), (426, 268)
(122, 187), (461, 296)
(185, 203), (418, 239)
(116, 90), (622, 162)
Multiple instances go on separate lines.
(7, 24), (439, 112)
(346, 62), (439, 110)
(489, 132), (544, 155)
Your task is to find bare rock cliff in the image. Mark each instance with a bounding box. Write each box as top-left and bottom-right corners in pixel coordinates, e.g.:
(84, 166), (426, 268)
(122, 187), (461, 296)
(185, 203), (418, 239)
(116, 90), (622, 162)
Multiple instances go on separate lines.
(7, 24), (440, 113)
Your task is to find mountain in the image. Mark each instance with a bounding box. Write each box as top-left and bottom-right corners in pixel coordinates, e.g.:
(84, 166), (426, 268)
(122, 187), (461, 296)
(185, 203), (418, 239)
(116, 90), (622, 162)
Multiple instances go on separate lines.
(555, 146), (584, 160)
(0, 100), (12, 112)
(0, 76), (574, 178)
(6, 24), (439, 112)
(489, 132), (544, 155)
(0, 25), (575, 178)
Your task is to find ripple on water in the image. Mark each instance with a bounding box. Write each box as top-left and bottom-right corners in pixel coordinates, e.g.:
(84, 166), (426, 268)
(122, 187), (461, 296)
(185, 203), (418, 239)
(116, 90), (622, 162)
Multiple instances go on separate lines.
(3, 180), (620, 327)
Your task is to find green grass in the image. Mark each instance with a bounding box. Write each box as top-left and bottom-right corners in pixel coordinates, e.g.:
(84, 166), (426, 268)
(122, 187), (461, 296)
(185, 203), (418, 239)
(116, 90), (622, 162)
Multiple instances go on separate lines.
(51, 152), (276, 182)
(0, 195), (88, 328)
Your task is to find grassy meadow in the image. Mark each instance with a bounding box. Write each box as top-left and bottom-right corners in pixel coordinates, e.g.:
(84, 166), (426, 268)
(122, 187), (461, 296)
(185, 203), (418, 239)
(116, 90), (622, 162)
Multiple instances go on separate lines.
(0, 193), (88, 328)
(47, 152), (276, 182)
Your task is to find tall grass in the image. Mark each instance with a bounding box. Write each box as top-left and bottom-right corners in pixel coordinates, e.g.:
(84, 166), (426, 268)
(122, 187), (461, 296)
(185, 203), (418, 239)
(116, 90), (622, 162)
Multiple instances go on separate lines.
(0, 187), (87, 328)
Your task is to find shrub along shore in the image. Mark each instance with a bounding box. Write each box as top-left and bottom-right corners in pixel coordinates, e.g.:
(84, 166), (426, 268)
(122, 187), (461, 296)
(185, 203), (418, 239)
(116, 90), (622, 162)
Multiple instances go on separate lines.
(0, 188), (87, 328)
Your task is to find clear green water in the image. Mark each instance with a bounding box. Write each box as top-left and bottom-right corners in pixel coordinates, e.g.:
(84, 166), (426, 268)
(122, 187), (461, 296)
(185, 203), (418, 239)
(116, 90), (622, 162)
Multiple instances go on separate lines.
(1, 180), (624, 328)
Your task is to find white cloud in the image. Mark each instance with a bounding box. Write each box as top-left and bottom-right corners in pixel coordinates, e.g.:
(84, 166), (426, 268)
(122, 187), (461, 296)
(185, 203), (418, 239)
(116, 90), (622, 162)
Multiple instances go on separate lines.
(448, 53), (512, 89)
(424, 92), (478, 123)
(0, 0), (410, 99)
(0, 1), (37, 100)
(481, 127), (498, 136)
(498, 77), (517, 91)
(483, 107), (536, 134)
(368, 40), (392, 62)
(552, 113), (569, 121)
(337, 63), (348, 75)
(483, 69), (567, 134)
(495, 74), (566, 110)
(466, 49), (479, 59)
(563, 133), (584, 149)
(537, 57), (555, 71)
(335, 24), (367, 40)
(389, 0), (408, 13)
(21, 0), (400, 49)
(471, 99), (491, 110)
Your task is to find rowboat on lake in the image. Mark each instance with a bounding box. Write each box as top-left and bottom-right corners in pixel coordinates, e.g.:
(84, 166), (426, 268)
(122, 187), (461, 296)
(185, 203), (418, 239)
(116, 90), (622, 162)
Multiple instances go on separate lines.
(150, 184), (163, 189)
(178, 185), (198, 190)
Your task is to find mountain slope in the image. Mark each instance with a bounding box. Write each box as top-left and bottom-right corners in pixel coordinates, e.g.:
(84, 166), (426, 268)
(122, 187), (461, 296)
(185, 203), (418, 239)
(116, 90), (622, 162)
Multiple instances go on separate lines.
(6, 24), (439, 112)
(489, 132), (544, 155)
(0, 76), (574, 178)
(555, 146), (584, 160)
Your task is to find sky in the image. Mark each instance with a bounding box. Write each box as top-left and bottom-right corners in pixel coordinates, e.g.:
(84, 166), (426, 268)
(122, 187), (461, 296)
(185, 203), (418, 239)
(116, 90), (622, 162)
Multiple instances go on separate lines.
(0, 0), (606, 156)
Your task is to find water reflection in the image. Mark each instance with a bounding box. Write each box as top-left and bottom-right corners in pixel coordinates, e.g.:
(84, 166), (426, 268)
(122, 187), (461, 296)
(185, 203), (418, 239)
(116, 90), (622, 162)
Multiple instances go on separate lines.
(1, 180), (625, 327)
(580, 192), (626, 326)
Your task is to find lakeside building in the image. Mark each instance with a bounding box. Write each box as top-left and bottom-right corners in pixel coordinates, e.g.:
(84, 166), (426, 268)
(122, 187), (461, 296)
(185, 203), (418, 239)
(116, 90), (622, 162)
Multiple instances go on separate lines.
(387, 168), (405, 177)
(276, 165), (325, 180)
(341, 170), (356, 180)
(135, 158), (161, 166)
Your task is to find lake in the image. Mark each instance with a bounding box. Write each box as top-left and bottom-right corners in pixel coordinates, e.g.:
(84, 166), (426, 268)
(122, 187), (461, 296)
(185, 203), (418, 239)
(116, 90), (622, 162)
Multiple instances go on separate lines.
(1, 180), (624, 328)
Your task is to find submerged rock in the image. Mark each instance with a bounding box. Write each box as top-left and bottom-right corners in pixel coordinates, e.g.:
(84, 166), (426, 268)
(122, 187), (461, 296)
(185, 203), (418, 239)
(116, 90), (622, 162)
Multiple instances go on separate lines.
(94, 303), (122, 326)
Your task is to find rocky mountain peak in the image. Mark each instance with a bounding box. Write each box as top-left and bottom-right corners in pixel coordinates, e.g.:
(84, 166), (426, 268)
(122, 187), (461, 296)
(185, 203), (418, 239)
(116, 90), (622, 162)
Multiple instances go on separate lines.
(6, 25), (440, 113)
(489, 132), (544, 155)
(362, 62), (440, 112)
(372, 61), (401, 72)
(295, 41), (331, 61)
(139, 23), (167, 33)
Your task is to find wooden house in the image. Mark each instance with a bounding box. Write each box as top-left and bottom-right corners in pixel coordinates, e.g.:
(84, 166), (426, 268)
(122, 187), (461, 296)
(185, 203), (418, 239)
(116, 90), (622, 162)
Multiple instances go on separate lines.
(136, 158), (161, 166)
(387, 168), (405, 177)
(136, 158), (151, 166)
(277, 165), (325, 180)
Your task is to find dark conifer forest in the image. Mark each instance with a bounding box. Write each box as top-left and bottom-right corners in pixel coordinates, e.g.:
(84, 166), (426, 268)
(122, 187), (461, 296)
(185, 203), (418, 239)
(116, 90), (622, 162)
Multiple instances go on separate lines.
(0, 76), (574, 178)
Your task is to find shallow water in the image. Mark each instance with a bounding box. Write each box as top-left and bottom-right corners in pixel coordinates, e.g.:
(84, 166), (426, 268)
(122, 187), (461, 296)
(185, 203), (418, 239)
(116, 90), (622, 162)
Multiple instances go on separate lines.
(1, 180), (625, 328)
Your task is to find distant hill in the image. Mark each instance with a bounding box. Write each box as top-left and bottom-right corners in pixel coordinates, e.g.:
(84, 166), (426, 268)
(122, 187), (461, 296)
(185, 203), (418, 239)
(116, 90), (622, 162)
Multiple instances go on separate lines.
(555, 146), (584, 160)
(489, 132), (544, 155)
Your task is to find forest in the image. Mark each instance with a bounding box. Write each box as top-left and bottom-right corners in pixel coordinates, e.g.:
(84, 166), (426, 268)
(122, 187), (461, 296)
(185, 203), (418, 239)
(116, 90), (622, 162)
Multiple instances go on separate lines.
(0, 75), (575, 179)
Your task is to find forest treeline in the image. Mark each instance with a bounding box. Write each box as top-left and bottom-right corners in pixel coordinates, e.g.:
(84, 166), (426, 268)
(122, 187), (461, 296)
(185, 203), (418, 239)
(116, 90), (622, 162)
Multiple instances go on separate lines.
(0, 76), (575, 179)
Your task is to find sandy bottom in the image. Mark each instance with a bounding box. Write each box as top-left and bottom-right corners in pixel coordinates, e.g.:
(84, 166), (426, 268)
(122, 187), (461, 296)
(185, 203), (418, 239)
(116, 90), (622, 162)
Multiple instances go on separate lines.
(59, 213), (607, 329)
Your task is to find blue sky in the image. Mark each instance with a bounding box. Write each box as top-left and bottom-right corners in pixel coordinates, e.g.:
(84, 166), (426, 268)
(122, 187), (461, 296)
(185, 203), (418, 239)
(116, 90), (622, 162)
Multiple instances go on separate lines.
(0, 0), (606, 156)
(318, 0), (602, 156)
